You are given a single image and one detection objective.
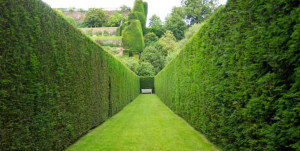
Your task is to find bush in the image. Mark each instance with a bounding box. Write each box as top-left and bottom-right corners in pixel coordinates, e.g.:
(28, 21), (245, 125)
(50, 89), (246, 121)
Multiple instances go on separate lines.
(0, 1), (140, 150)
(140, 46), (164, 74)
(76, 21), (87, 28)
(155, 1), (299, 150)
(144, 32), (158, 47)
(137, 62), (155, 76)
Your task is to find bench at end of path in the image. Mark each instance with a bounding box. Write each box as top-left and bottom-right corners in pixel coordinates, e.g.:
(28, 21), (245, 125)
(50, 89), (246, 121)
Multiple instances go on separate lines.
(141, 89), (152, 94)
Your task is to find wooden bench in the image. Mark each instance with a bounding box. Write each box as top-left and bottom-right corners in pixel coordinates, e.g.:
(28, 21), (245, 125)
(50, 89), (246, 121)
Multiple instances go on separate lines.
(141, 89), (152, 94)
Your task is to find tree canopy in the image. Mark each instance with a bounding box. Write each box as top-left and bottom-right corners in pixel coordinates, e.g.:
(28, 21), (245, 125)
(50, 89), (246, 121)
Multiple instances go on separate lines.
(84, 8), (107, 27)
(149, 15), (162, 27)
(165, 14), (187, 40)
(140, 46), (164, 74)
(181, 0), (218, 25)
(108, 12), (125, 27)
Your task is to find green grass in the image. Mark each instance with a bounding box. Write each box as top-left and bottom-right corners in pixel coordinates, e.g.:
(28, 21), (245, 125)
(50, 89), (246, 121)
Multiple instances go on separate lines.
(91, 36), (122, 40)
(66, 94), (219, 151)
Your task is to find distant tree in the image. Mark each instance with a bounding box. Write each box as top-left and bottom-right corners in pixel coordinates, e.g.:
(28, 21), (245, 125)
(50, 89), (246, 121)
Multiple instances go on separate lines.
(146, 26), (165, 38)
(137, 62), (155, 76)
(149, 15), (162, 27)
(165, 13), (187, 40)
(144, 32), (159, 47)
(171, 6), (185, 18)
(158, 30), (177, 56)
(140, 46), (164, 74)
(120, 5), (131, 12)
(108, 12), (125, 27)
(181, 0), (218, 25)
(78, 8), (86, 13)
(68, 7), (75, 12)
(84, 8), (107, 27)
(117, 56), (139, 73)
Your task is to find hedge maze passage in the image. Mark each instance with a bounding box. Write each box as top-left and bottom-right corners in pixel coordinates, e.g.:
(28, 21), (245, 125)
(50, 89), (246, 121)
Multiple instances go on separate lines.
(1, 0), (299, 151)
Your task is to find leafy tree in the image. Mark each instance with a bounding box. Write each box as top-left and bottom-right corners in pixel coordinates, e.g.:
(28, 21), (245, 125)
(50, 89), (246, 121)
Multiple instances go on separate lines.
(137, 62), (155, 76)
(120, 5), (131, 12)
(171, 6), (186, 18)
(140, 46), (164, 74)
(146, 25), (166, 38)
(117, 56), (139, 73)
(165, 13), (187, 40)
(149, 14), (162, 27)
(84, 8), (107, 27)
(78, 8), (86, 13)
(144, 32), (158, 47)
(181, 0), (218, 25)
(68, 7), (75, 12)
(158, 30), (177, 56)
(108, 12), (125, 27)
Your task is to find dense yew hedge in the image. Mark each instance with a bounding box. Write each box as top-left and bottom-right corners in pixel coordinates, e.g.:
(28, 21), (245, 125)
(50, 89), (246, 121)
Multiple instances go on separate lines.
(0, 0), (140, 150)
(122, 20), (145, 53)
(140, 76), (154, 92)
(132, 0), (147, 33)
(121, 0), (147, 53)
(155, 0), (299, 150)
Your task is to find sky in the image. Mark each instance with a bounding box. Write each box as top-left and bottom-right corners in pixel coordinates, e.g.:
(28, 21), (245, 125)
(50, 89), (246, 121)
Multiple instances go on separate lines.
(42, 0), (227, 25)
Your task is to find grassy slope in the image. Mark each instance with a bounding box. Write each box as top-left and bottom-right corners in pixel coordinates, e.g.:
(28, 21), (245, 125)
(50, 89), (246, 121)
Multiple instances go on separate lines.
(66, 94), (218, 151)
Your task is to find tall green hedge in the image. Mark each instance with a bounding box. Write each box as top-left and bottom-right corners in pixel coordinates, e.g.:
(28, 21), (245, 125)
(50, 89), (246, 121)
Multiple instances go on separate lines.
(132, 0), (147, 33)
(122, 20), (145, 53)
(140, 76), (154, 92)
(0, 0), (140, 150)
(155, 0), (299, 150)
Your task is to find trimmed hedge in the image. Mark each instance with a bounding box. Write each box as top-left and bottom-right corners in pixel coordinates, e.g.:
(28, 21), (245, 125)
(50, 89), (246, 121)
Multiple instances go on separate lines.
(140, 76), (154, 92)
(155, 0), (299, 150)
(122, 20), (145, 53)
(0, 0), (140, 150)
(132, 0), (147, 33)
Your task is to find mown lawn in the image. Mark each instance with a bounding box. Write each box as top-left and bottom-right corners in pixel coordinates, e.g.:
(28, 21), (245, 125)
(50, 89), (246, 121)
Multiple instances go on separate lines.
(66, 94), (219, 151)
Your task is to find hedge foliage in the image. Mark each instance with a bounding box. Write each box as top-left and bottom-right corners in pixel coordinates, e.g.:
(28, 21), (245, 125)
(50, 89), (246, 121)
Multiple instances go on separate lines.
(122, 20), (145, 53)
(140, 76), (154, 92)
(0, 0), (140, 150)
(155, 0), (299, 150)
(132, 0), (147, 33)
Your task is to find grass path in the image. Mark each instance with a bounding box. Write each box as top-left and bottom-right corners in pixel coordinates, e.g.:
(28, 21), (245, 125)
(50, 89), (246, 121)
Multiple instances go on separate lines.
(66, 94), (218, 151)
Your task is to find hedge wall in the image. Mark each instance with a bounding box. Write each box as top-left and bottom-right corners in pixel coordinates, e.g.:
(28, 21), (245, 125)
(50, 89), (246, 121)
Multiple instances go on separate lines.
(140, 76), (154, 92)
(155, 0), (299, 150)
(122, 20), (145, 53)
(132, 0), (147, 34)
(0, 0), (140, 150)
